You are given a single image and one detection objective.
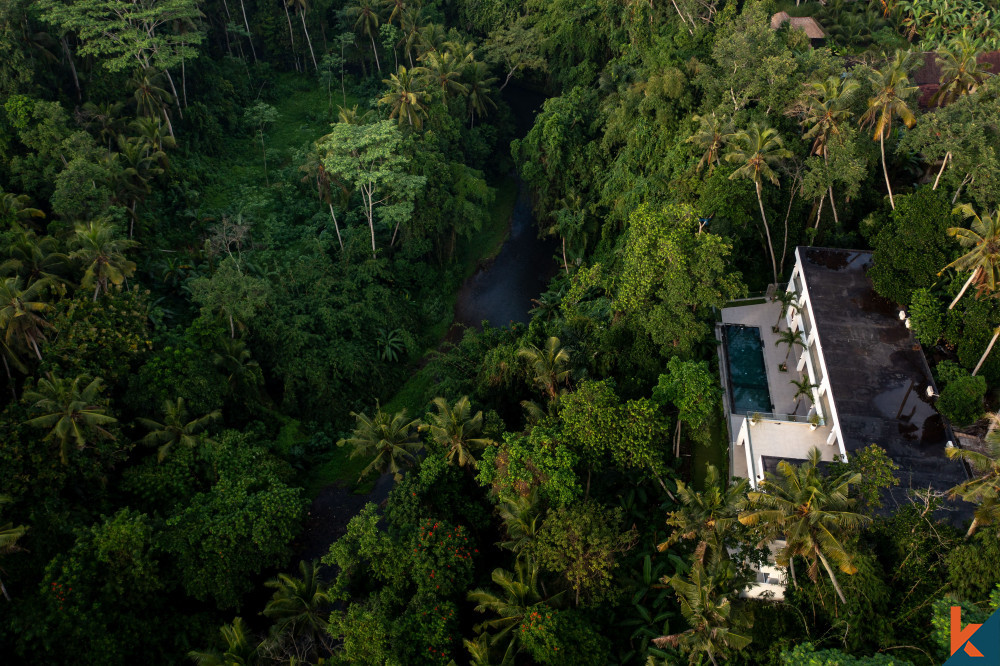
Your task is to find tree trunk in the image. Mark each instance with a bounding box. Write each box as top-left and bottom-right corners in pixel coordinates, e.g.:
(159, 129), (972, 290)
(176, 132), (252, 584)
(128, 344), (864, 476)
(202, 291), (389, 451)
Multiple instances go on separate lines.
(238, 0), (258, 62)
(181, 47), (188, 108)
(364, 186), (377, 258)
(300, 11), (319, 71)
(163, 69), (184, 119)
(708, 650), (719, 666)
(60, 36), (81, 101)
(328, 203), (344, 250)
(972, 326), (1000, 376)
(788, 555), (797, 588)
(391, 218), (402, 247)
(260, 131), (268, 185)
(669, 0), (694, 34)
(562, 236), (569, 275)
(755, 183), (779, 284)
(369, 33), (381, 73)
(161, 107), (175, 140)
(814, 192), (824, 231)
(933, 151), (951, 190)
(823, 152), (839, 227)
(880, 132), (895, 210)
(0, 576), (10, 602)
(965, 516), (980, 539)
(284, 3), (299, 72)
(2, 355), (17, 402)
(949, 269), (979, 310)
(953, 173), (973, 204)
(816, 549), (847, 604)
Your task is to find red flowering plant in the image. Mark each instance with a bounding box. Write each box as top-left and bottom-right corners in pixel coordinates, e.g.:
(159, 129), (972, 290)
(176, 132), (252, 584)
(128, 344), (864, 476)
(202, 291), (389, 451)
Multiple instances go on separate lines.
(409, 518), (475, 596)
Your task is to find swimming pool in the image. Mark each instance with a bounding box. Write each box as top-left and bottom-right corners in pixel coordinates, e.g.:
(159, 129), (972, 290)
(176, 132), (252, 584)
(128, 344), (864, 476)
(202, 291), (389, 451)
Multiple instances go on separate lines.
(722, 324), (773, 415)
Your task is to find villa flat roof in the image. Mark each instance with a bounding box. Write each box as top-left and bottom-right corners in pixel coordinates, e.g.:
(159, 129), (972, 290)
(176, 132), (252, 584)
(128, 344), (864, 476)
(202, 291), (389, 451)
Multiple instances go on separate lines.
(798, 248), (968, 505)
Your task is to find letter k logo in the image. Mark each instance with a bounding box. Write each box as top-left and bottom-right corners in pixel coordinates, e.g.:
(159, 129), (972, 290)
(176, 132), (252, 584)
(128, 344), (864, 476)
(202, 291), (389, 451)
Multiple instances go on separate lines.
(952, 606), (985, 658)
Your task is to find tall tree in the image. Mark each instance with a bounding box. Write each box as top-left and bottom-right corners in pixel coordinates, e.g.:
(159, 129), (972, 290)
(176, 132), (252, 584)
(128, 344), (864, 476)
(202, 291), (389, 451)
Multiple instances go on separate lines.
(347, 0), (382, 72)
(468, 560), (555, 663)
(422, 396), (492, 468)
(738, 447), (870, 603)
(518, 336), (571, 402)
(0, 496), (27, 602)
(416, 50), (467, 101)
(724, 122), (792, 284)
(463, 60), (497, 128)
(945, 431), (1000, 538)
(137, 397), (221, 462)
(337, 405), (423, 481)
(940, 203), (1000, 310)
(0, 276), (53, 363)
(654, 563), (752, 666)
(658, 465), (748, 567)
(378, 66), (429, 129)
(261, 560), (333, 661)
(286, 0), (318, 71)
(188, 617), (259, 666)
(68, 220), (138, 301)
(687, 113), (733, 174)
(799, 75), (860, 227)
(860, 50), (918, 210)
(24, 375), (117, 465)
(931, 34), (993, 107)
(316, 120), (425, 257)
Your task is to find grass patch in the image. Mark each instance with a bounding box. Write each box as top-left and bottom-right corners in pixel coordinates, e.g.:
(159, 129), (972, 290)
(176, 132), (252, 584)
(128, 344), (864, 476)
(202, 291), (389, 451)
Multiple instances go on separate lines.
(302, 445), (377, 499)
(692, 412), (729, 490)
(383, 364), (437, 417)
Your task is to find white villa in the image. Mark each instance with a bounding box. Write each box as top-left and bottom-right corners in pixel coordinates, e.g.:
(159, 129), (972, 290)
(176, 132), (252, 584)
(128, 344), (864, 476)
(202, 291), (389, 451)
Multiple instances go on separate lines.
(717, 247), (967, 599)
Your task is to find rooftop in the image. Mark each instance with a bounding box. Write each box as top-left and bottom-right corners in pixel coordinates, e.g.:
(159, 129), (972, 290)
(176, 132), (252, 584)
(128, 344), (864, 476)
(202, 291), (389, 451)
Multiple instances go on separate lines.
(770, 12), (826, 40)
(798, 248), (968, 504)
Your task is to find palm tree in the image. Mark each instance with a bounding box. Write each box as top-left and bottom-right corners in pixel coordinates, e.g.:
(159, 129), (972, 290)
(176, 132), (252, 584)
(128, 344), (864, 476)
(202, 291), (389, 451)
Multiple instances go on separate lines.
(137, 398), (222, 462)
(725, 122), (792, 285)
(1, 228), (69, 289)
(188, 617), (259, 665)
(212, 336), (262, 399)
(800, 75), (860, 227)
(497, 488), (542, 553)
(114, 134), (166, 236)
(379, 66), (429, 129)
(79, 101), (127, 153)
(0, 189), (45, 225)
(518, 336), (571, 401)
(261, 560), (333, 660)
(398, 7), (423, 67)
(738, 447), (870, 603)
(773, 289), (799, 326)
(337, 405), (423, 481)
(790, 377), (818, 414)
(940, 203), (1000, 310)
(945, 428), (1000, 538)
(463, 60), (497, 129)
(0, 496), (27, 601)
(860, 50), (918, 210)
(422, 396), (493, 468)
(0, 276), (53, 363)
(931, 34), (993, 107)
(416, 50), (468, 101)
(381, 0), (406, 25)
(774, 328), (805, 361)
(653, 563), (752, 666)
(658, 465), (748, 567)
(347, 0), (382, 73)
(24, 375), (117, 465)
(336, 104), (373, 125)
(687, 113), (733, 174)
(129, 68), (175, 138)
(68, 219), (138, 301)
(468, 560), (559, 663)
(287, 0), (318, 71)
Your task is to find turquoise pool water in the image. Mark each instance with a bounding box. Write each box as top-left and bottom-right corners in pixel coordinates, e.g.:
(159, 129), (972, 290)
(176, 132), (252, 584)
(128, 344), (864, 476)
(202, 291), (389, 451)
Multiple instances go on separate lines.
(723, 325), (773, 414)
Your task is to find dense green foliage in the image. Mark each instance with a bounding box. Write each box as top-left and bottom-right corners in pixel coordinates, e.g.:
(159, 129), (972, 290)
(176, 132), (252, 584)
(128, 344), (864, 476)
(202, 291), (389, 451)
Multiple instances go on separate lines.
(3, 0), (1000, 664)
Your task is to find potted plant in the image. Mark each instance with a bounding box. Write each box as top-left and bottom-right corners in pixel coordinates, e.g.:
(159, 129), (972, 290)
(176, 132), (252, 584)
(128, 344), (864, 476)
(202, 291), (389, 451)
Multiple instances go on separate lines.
(808, 412), (821, 430)
(750, 412), (761, 426)
(778, 362), (788, 372)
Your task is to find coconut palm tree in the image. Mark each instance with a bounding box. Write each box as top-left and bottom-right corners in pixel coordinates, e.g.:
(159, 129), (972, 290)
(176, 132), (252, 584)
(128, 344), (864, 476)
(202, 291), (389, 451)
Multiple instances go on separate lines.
(24, 375), (117, 465)
(860, 50), (918, 210)
(398, 7), (423, 67)
(497, 488), (542, 554)
(137, 398), (222, 463)
(687, 113), (733, 174)
(347, 0), (382, 72)
(468, 560), (561, 663)
(114, 134), (166, 236)
(463, 60), (497, 128)
(940, 203), (1000, 311)
(416, 50), (468, 101)
(945, 428), (1000, 538)
(724, 123), (792, 285)
(1, 228), (69, 290)
(775, 328), (805, 361)
(931, 34), (993, 107)
(188, 617), (259, 665)
(212, 336), (262, 399)
(337, 405), (423, 481)
(654, 562), (752, 666)
(287, 0), (318, 71)
(518, 336), (571, 401)
(261, 560), (333, 660)
(69, 219), (138, 301)
(0, 496), (27, 601)
(422, 396), (493, 468)
(790, 377), (818, 414)
(738, 447), (870, 603)
(129, 68), (175, 138)
(0, 189), (45, 225)
(379, 66), (429, 129)
(0, 276), (53, 363)
(773, 289), (799, 326)
(658, 465), (748, 567)
(800, 76), (860, 227)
